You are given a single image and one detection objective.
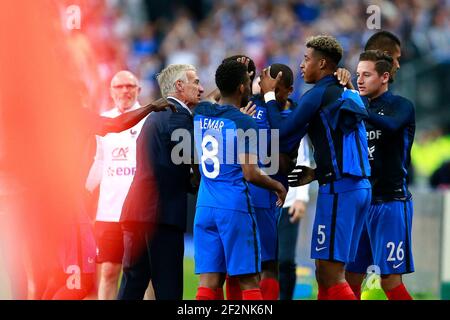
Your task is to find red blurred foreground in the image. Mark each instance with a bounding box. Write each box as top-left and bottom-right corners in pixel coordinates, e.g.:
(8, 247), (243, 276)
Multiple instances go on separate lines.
(0, 0), (109, 299)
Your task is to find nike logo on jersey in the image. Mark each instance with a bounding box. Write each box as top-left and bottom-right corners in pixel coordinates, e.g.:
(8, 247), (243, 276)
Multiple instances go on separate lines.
(393, 261), (404, 269)
(315, 246), (327, 252)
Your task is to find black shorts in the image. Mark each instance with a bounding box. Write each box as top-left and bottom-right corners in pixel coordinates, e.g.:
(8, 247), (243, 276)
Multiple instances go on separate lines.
(95, 221), (124, 264)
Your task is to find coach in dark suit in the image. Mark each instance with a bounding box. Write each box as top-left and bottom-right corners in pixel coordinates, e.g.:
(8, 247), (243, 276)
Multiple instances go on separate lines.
(118, 64), (204, 300)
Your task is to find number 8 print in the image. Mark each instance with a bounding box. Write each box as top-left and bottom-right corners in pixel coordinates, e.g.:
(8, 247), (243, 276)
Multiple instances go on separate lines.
(201, 135), (220, 179)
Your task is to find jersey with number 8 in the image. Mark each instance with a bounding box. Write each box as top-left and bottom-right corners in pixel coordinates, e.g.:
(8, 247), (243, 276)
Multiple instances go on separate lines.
(194, 102), (259, 212)
(201, 135), (220, 179)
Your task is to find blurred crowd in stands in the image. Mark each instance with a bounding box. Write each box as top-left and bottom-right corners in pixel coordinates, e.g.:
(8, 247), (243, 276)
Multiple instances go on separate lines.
(68, 0), (450, 187)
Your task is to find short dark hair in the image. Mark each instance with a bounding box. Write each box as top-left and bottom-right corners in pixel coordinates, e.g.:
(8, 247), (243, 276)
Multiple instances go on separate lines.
(359, 50), (393, 76)
(270, 63), (293, 88)
(222, 55), (256, 83)
(306, 35), (343, 66)
(215, 60), (249, 96)
(365, 31), (401, 54)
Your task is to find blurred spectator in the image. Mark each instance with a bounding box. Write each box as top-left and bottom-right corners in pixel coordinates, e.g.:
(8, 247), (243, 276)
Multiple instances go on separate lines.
(73, 0), (445, 114)
(84, 71), (150, 300)
(411, 127), (450, 178)
(430, 161), (450, 190)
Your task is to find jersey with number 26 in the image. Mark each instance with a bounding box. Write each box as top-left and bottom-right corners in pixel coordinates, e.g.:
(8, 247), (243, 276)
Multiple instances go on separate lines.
(194, 102), (258, 212)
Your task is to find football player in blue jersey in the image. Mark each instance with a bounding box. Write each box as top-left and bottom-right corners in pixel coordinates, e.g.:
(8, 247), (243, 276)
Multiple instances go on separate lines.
(260, 35), (372, 300)
(193, 60), (287, 300)
(290, 32), (415, 300)
(344, 49), (415, 300)
(220, 58), (305, 300)
(248, 63), (306, 300)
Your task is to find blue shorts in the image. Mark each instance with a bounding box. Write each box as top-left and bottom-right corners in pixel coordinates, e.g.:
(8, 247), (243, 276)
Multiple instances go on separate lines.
(346, 200), (415, 275)
(311, 178), (371, 263)
(194, 206), (261, 276)
(254, 207), (278, 263)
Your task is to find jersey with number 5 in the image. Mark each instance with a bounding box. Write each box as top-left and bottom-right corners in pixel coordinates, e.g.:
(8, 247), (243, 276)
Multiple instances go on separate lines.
(194, 102), (258, 212)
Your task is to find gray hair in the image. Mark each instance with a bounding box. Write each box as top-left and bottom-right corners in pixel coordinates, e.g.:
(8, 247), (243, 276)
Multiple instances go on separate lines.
(156, 64), (196, 98)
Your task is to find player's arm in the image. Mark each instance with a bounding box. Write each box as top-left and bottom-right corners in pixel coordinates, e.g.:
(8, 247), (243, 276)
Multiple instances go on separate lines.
(94, 98), (175, 136)
(366, 99), (414, 133)
(239, 153), (287, 207)
(259, 68), (314, 139)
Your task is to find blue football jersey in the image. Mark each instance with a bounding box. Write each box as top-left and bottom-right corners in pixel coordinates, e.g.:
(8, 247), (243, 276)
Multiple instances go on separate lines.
(194, 102), (259, 212)
(247, 95), (272, 209)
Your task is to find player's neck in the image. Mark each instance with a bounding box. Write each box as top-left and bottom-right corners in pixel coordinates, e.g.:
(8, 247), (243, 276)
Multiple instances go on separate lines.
(368, 86), (389, 101)
(219, 96), (240, 109)
(315, 70), (334, 83)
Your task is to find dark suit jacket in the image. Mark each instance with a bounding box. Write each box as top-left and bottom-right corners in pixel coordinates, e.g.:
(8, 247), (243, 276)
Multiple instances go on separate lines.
(120, 97), (194, 232)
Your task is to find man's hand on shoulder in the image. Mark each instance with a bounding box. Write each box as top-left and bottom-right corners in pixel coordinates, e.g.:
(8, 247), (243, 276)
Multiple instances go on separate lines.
(240, 101), (256, 117)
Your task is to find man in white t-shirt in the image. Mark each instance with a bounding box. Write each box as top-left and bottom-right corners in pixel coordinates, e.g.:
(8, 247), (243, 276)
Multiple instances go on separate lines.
(85, 70), (148, 300)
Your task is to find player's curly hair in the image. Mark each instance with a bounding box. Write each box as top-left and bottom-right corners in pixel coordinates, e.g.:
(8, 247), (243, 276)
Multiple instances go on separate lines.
(306, 35), (343, 66)
(359, 50), (393, 76)
(215, 60), (249, 97)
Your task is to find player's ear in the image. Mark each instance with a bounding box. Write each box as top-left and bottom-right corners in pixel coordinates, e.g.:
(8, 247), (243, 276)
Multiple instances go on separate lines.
(239, 83), (244, 94)
(382, 72), (390, 84)
(288, 86), (294, 95)
(319, 58), (327, 70)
